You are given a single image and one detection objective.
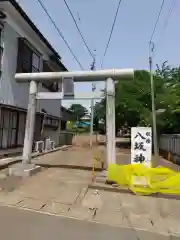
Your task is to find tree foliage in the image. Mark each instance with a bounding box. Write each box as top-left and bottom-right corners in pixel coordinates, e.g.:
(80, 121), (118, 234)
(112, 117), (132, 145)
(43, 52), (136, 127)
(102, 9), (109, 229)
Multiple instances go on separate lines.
(94, 62), (180, 134)
(68, 104), (88, 120)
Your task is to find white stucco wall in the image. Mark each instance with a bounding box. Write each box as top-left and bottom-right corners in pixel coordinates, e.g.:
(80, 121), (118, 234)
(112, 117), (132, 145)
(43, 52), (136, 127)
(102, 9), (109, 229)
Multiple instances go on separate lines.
(0, 22), (61, 117)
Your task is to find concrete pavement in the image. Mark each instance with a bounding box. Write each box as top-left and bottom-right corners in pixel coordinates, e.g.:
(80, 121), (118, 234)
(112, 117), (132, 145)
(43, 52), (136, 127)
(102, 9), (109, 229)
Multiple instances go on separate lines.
(0, 166), (180, 237)
(32, 145), (105, 170)
(0, 205), (174, 240)
(0, 144), (180, 238)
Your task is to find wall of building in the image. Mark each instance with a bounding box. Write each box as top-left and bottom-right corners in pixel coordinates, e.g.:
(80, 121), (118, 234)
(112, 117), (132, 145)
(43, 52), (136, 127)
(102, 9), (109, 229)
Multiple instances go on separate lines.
(0, 22), (61, 118)
(36, 84), (61, 117)
(0, 23), (29, 108)
(42, 127), (59, 147)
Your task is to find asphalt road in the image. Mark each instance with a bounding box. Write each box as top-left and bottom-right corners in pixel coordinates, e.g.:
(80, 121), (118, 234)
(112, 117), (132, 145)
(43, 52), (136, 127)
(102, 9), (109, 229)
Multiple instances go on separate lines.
(0, 206), (171, 240)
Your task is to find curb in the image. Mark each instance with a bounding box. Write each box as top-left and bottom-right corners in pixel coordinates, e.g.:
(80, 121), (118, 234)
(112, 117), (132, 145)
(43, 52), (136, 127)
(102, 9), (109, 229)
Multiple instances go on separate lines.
(0, 145), (72, 170)
(160, 158), (180, 172)
(0, 152), (22, 160)
(88, 183), (131, 194)
(0, 158), (22, 170)
(31, 145), (71, 158)
(88, 183), (180, 200)
(35, 163), (103, 172)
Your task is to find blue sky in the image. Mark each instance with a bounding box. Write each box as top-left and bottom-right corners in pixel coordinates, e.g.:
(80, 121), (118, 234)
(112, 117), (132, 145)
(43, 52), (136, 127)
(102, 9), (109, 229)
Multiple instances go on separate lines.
(17, 0), (180, 110)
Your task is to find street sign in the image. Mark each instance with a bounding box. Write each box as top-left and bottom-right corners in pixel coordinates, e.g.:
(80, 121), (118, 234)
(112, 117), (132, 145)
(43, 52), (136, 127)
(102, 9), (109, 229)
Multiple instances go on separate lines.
(131, 127), (152, 167)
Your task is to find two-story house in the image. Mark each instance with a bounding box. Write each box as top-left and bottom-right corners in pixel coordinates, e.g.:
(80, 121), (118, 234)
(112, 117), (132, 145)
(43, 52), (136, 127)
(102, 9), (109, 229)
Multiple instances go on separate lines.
(0, 0), (71, 149)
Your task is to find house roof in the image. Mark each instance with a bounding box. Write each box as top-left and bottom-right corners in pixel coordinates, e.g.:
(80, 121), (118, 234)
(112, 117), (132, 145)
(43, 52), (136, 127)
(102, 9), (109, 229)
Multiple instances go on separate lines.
(0, 0), (67, 71)
(81, 115), (91, 120)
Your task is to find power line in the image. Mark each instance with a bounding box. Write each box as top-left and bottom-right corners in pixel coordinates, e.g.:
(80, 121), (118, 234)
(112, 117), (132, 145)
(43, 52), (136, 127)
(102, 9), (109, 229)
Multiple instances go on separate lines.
(149, 0), (165, 44)
(101, 0), (123, 68)
(161, 0), (176, 36)
(153, 0), (176, 56)
(63, 0), (94, 60)
(36, 0), (84, 70)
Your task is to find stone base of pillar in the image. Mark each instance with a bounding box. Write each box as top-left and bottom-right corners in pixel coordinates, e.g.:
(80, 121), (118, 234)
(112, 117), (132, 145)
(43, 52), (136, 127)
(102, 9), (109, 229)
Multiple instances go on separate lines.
(9, 164), (41, 177)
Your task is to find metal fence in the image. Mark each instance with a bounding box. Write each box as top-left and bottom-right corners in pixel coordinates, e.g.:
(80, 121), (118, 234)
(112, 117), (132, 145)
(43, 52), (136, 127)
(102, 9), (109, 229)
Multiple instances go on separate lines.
(159, 134), (180, 164)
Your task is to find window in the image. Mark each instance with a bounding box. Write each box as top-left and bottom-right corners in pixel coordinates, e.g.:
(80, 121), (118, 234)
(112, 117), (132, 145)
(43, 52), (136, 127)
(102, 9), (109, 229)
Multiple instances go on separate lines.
(21, 43), (32, 72)
(32, 53), (40, 72)
(16, 38), (41, 73)
(0, 27), (3, 75)
(44, 116), (59, 128)
(0, 108), (19, 149)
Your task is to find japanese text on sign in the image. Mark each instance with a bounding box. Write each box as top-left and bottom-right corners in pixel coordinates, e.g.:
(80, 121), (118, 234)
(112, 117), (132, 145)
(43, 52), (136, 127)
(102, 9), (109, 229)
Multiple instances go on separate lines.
(131, 127), (152, 166)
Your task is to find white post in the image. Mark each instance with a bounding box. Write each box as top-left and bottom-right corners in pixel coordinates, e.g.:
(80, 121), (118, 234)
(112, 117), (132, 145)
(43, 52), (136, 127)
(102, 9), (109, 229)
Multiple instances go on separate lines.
(57, 100), (62, 146)
(90, 83), (96, 148)
(90, 98), (94, 148)
(23, 81), (37, 164)
(106, 78), (116, 166)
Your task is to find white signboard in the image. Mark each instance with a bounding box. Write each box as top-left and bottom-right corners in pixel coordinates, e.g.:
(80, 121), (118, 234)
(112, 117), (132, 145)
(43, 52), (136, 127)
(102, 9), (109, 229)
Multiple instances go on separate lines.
(131, 127), (152, 167)
(63, 77), (74, 99)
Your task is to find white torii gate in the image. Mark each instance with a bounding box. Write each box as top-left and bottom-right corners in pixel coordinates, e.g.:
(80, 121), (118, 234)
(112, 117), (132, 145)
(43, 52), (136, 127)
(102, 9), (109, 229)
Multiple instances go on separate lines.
(15, 69), (134, 173)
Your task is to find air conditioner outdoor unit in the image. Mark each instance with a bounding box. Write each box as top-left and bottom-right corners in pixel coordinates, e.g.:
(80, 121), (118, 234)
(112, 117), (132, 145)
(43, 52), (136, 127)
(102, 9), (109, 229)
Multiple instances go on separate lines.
(34, 141), (44, 152)
(44, 137), (56, 151)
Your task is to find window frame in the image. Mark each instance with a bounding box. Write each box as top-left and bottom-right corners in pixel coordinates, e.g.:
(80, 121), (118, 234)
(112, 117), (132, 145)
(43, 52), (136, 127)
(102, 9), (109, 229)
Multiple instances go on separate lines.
(32, 52), (40, 72)
(0, 26), (3, 76)
(16, 38), (41, 74)
(44, 116), (59, 129)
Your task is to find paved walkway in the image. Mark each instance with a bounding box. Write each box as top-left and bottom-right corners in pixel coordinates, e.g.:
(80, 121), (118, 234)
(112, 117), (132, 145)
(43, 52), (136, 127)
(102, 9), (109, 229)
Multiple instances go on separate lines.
(32, 145), (132, 168)
(32, 145), (105, 169)
(0, 143), (179, 238)
(0, 164), (179, 238)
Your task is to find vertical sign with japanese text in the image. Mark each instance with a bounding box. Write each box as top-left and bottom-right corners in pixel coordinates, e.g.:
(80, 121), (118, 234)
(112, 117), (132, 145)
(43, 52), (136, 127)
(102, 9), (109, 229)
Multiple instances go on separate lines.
(131, 127), (152, 167)
(63, 77), (74, 99)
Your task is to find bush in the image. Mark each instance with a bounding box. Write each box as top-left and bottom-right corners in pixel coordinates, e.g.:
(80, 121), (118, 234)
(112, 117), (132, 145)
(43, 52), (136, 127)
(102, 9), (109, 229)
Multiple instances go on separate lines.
(69, 126), (90, 134)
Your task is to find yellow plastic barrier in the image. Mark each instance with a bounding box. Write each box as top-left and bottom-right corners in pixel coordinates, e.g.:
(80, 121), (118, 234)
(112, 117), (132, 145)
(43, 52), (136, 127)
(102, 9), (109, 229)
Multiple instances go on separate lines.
(107, 163), (180, 195)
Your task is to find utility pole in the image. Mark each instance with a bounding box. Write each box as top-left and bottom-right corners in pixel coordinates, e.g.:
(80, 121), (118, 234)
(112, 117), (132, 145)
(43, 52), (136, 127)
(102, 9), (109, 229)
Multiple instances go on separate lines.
(89, 53), (96, 148)
(149, 41), (159, 167)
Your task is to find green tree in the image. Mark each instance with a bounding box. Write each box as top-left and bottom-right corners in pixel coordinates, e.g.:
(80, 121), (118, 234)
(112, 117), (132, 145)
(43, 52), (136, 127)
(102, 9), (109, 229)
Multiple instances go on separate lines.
(94, 65), (180, 134)
(68, 104), (88, 120)
(94, 99), (105, 120)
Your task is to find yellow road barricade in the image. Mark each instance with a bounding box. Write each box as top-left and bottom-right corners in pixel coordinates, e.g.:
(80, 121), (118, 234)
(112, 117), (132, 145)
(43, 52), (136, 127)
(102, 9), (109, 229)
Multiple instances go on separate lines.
(107, 163), (180, 195)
